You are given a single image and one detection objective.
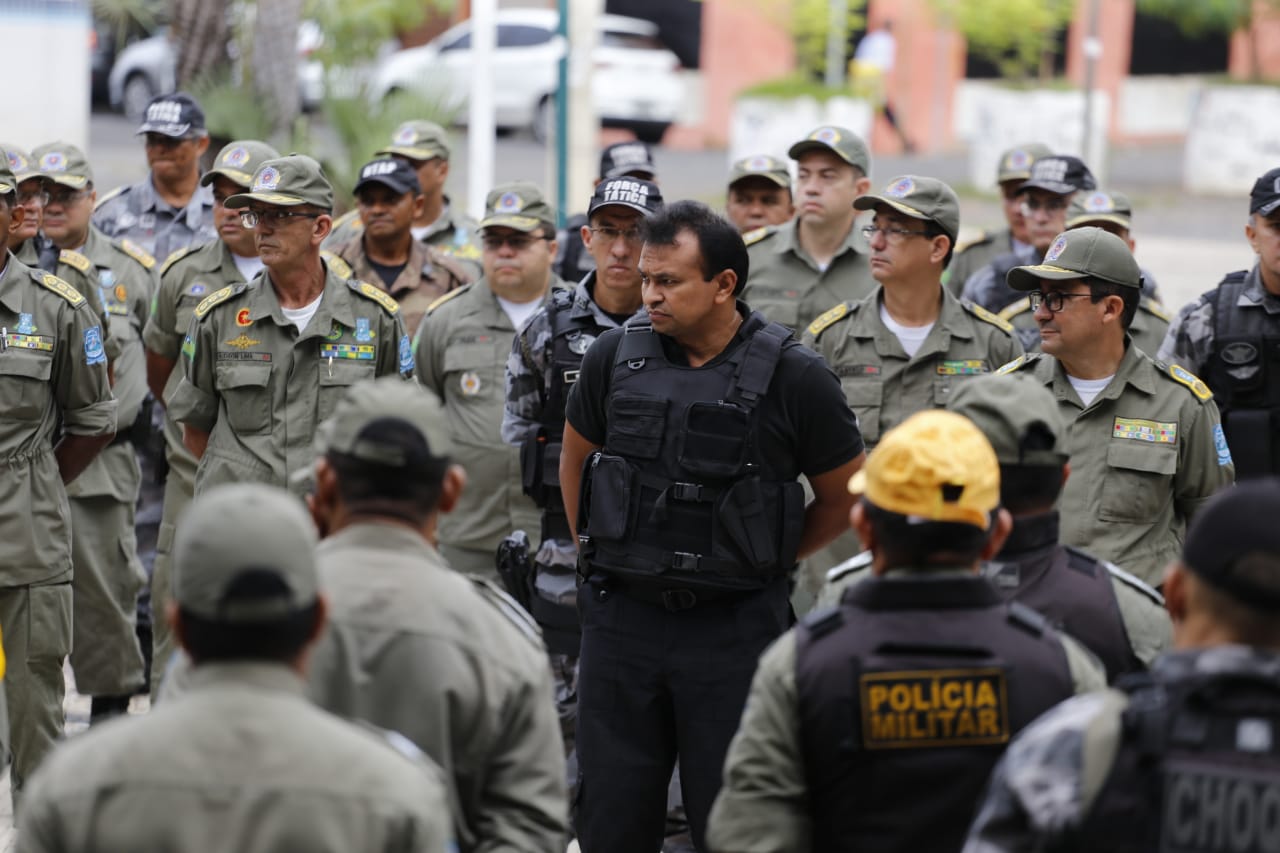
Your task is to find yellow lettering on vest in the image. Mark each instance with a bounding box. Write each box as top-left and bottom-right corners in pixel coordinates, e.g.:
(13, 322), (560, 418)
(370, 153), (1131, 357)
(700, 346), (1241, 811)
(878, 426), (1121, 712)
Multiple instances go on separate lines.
(859, 668), (1011, 750)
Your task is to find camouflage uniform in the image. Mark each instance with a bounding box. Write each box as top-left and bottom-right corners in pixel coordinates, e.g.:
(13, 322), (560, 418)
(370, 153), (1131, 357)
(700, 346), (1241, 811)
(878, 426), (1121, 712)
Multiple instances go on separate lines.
(960, 243), (1039, 313)
(330, 234), (468, 337)
(1157, 262), (1275, 374)
(91, 179), (216, 269)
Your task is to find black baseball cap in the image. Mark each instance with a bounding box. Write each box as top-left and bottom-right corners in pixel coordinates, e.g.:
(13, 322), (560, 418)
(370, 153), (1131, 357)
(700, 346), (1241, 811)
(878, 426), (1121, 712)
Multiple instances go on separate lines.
(587, 177), (663, 218)
(136, 92), (207, 138)
(1019, 155), (1096, 196)
(1183, 479), (1280, 608)
(599, 142), (656, 180)
(353, 158), (421, 197)
(1250, 167), (1280, 217)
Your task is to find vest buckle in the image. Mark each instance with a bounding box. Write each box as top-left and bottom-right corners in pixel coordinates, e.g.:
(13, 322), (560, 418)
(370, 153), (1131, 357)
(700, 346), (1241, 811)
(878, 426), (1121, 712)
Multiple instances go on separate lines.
(670, 551), (701, 571)
(671, 482), (707, 502)
(628, 358), (646, 370)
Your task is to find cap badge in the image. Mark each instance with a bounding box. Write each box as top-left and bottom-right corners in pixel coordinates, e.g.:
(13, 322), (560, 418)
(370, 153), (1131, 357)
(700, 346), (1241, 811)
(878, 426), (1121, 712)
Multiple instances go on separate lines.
(747, 155), (774, 171)
(394, 125), (418, 145)
(813, 127), (841, 144)
(495, 191), (523, 213)
(1046, 235), (1069, 262)
(224, 146), (250, 167)
(254, 166), (281, 191)
(1084, 192), (1113, 212)
(39, 152), (66, 172)
(886, 177), (915, 198)
(6, 151), (25, 171)
(1005, 149), (1032, 170)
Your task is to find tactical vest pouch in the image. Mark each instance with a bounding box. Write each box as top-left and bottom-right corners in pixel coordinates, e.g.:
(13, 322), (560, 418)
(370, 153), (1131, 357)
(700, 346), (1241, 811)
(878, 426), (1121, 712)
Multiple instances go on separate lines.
(605, 393), (667, 460)
(678, 401), (750, 478)
(520, 426), (546, 502)
(1225, 409), (1273, 476)
(581, 452), (634, 541)
(717, 477), (804, 572)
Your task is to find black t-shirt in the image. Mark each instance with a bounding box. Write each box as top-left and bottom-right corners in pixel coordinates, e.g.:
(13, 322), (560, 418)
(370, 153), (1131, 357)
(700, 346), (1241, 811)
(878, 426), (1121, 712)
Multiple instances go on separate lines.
(366, 257), (407, 289)
(565, 305), (864, 479)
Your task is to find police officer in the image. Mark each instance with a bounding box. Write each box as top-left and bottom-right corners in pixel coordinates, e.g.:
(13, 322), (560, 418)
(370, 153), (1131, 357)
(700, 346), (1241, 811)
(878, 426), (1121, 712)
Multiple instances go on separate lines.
(141, 138), (279, 696)
(555, 140), (659, 283)
(724, 154), (794, 234)
(706, 409), (1105, 853)
(0, 158), (117, 796)
(17, 483), (457, 853)
(1000, 188), (1170, 354)
(34, 141), (158, 721)
(943, 142), (1051, 294)
(326, 120), (481, 274)
(414, 181), (565, 575)
(559, 201), (866, 852)
(2, 145), (50, 265)
(1158, 167), (1280, 478)
(304, 378), (568, 853)
(330, 158), (468, 336)
(964, 479), (1280, 852)
(998, 226), (1234, 586)
(962, 154), (1096, 313)
(801, 175), (1022, 595)
(169, 154), (411, 497)
(740, 126), (876, 331)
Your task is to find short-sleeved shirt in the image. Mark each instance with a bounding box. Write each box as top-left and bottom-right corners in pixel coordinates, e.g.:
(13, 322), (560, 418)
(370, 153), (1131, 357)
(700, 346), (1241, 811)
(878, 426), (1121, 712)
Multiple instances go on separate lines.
(566, 302), (865, 480)
(169, 260), (411, 496)
(324, 197), (482, 277)
(331, 235), (469, 337)
(92, 177), (217, 265)
(741, 220), (877, 332)
(0, 255), (117, 585)
(943, 227), (1016, 296)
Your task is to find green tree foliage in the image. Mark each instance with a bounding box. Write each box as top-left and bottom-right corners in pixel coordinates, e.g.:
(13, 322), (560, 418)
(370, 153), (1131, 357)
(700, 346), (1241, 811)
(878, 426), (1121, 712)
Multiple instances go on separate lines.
(1136, 0), (1280, 79)
(929, 0), (1075, 81)
(791, 0), (866, 82)
(304, 0), (440, 69)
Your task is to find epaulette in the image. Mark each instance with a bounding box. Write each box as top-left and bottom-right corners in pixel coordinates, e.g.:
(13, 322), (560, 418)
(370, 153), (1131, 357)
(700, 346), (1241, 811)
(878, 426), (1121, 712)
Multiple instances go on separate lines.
(467, 576), (543, 647)
(1158, 362), (1213, 403)
(322, 250), (353, 280)
(997, 296), (1032, 321)
(439, 241), (481, 262)
(58, 249), (92, 273)
(1101, 560), (1165, 607)
(826, 549), (873, 583)
(425, 282), (471, 315)
(34, 271), (86, 306)
(331, 209), (360, 229)
(350, 280), (400, 315)
(118, 238), (156, 270)
(92, 185), (125, 211)
(193, 283), (245, 319)
(995, 353), (1039, 375)
(160, 245), (197, 275)
(962, 299), (1015, 333)
(806, 301), (850, 339)
(954, 230), (994, 254)
(1142, 298), (1171, 323)
(742, 225), (776, 247)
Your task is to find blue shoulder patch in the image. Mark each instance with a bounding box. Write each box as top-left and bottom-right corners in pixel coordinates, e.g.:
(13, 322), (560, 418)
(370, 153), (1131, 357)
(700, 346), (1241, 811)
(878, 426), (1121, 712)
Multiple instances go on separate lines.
(398, 334), (413, 375)
(1214, 423), (1233, 467)
(83, 326), (106, 366)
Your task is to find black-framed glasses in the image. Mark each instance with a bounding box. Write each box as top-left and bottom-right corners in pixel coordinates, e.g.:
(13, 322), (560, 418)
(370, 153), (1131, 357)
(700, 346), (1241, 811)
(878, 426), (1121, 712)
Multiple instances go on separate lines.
(18, 189), (50, 207)
(589, 226), (643, 244)
(1021, 197), (1069, 214)
(1029, 290), (1093, 313)
(239, 209), (322, 228)
(482, 233), (548, 251)
(46, 189), (91, 206)
(861, 224), (931, 245)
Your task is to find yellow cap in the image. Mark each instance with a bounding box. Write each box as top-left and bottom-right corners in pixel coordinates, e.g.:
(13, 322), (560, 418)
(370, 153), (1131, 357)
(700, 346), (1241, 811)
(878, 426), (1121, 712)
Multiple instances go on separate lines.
(848, 410), (1000, 530)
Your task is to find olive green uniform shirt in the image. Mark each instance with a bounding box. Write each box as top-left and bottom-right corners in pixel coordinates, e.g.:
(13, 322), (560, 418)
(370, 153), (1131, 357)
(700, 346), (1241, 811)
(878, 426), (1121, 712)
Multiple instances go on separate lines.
(742, 220), (876, 331)
(705, 568), (1107, 853)
(308, 522), (569, 853)
(0, 255), (117, 586)
(332, 235), (470, 337)
(169, 260), (411, 497)
(998, 345), (1234, 585)
(414, 277), (566, 553)
(943, 227), (1015, 296)
(999, 294), (1172, 360)
(325, 200), (482, 277)
(18, 662), (456, 853)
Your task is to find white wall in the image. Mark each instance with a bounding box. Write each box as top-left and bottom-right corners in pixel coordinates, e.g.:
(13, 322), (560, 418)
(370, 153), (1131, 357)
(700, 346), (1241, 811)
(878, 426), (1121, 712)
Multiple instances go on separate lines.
(2, 0), (91, 152)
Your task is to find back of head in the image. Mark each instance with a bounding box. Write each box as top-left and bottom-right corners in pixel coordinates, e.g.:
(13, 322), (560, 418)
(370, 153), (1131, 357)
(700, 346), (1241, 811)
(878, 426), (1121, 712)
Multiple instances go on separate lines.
(642, 200), (748, 293)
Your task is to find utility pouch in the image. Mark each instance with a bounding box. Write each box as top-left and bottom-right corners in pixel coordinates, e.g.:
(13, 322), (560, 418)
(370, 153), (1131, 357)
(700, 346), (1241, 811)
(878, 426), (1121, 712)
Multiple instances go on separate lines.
(581, 452), (633, 541)
(717, 478), (805, 572)
(604, 393), (668, 459)
(678, 401), (750, 478)
(520, 426), (546, 502)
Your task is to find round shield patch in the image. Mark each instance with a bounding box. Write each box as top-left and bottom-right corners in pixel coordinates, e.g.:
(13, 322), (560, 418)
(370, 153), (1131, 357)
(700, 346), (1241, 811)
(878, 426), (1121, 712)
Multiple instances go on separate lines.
(886, 177), (915, 198)
(394, 125), (418, 145)
(6, 151), (25, 171)
(1084, 192), (1113, 212)
(814, 127), (841, 145)
(495, 192), (522, 213)
(1045, 234), (1069, 262)
(39, 152), (66, 172)
(236, 308), (252, 327)
(254, 166), (281, 191)
(460, 371), (482, 396)
(224, 146), (251, 167)
(114, 284), (127, 303)
(568, 333), (596, 355)
(1004, 149), (1032, 170)
(1221, 341), (1259, 366)
(746, 155), (774, 171)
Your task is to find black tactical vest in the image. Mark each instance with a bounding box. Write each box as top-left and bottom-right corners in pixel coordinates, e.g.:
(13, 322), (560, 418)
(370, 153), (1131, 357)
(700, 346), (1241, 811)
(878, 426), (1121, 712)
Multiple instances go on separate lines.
(794, 574), (1076, 853)
(1205, 270), (1280, 477)
(980, 251), (1039, 314)
(986, 513), (1145, 681)
(1080, 668), (1280, 852)
(578, 312), (806, 592)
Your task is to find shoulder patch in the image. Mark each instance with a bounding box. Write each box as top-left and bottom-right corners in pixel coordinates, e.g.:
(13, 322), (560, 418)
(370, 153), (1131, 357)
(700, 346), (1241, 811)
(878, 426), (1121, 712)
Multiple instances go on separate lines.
(467, 576), (543, 647)
(58, 249), (93, 273)
(994, 353), (1035, 375)
(118, 238), (156, 269)
(997, 296), (1032, 321)
(160, 245), (197, 275)
(193, 284), (241, 319)
(350, 280), (400, 315)
(806, 302), (850, 339)
(963, 299), (1014, 333)
(35, 272), (86, 306)
(1103, 561), (1165, 607)
(1142, 298), (1171, 323)
(425, 283), (470, 315)
(322, 250), (353, 280)
(92, 185), (125, 211)
(1163, 363), (1213, 402)
(743, 225), (776, 247)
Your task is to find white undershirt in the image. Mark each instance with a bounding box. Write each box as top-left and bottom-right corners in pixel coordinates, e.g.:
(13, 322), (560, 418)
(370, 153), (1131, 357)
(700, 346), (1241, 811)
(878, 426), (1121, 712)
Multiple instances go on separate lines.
(410, 224), (433, 242)
(880, 303), (934, 358)
(281, 294), (323, 332)
(231, 253), (265, 281)
(497, 295), (542, 331)
(1067, 374), (1114, 407)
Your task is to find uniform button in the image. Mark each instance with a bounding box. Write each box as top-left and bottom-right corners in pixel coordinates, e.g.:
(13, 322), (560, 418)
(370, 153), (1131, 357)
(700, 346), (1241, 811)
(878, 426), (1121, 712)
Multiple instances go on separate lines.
(596, 587), (610, 602)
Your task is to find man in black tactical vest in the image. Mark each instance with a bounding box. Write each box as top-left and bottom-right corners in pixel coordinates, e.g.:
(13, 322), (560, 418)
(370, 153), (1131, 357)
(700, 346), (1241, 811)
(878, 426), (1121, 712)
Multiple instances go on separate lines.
(707, 409), (1106, 853)
(966, 478), (1280, 852)
(1158, 166), (1280, 478)
(559, 201), (866, 852)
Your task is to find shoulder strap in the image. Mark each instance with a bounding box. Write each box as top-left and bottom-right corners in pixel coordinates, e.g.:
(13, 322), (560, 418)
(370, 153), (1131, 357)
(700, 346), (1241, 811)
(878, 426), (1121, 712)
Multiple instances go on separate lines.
(349, 279), (400, 315)
(33, 271), (86, 307)
(92, 185), (125, 211)
(118, 238), (157, 270)
(160, 245), (197, 276)
(1211, 269), (1251, 342)
(193, 283), (245, 319)
(743, 225), (776, 247)
(807, 301), (850, 339)
(725, 317), (792, 408)
(58, 249), (93, 274)
(425, 283), (469, 315)
(614, 317), (664, 371)
(962, 298), (1015, 333)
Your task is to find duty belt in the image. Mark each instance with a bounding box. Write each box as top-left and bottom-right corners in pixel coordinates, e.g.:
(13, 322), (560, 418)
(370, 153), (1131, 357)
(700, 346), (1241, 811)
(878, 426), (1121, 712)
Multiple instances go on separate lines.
(593, 574), (752, 611)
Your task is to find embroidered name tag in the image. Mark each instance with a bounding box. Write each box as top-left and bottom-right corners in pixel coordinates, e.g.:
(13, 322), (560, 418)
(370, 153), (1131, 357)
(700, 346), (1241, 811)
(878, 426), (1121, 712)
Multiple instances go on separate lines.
(836, 365), (881, 377)
(216, 352), (272, 362)
(320, 343), (375, 361)
(1113, 417), (1177, 444)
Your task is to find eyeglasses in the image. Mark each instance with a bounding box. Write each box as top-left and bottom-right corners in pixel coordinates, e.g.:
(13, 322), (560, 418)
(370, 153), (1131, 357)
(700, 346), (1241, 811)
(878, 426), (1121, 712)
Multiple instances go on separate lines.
(589, 226), (644, 244)
(1020, 197), (1069, 214)
(18, 189), (50, 207)
(482, 233), (548, 251)
(239, 209), (322, 228)
(46, 189), (91, 207)
(1029, 290), (1094, 313)
(861, 224), (931, 245)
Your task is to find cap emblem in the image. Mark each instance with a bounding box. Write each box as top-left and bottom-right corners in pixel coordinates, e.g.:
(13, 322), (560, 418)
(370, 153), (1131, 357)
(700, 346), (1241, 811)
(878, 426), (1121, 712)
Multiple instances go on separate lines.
(1045, 234), (1069, 262)
(6, 151), (25, 171)
(394, 125), (418, 145)
(1084, 192), (1113, 212)
(223, 146), (250, 168)
(747, 155), (774, 171)
(39, 152), (66, 172)
(813, 127), (841, 145)
(253, 166), (281, 192)
(1005, 149), (1032, 170)
(886, 177), (915, 198)
(495, 191), (523, 213)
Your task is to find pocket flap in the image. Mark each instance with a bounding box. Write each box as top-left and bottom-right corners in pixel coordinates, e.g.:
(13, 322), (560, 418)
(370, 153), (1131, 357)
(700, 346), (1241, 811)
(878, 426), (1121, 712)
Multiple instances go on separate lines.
(443, 344), (494, 372)
(319, 361), (376, 387)
(1106, 440), (1177, 476)
(214, 362), (272, 390)
(842, 379), (882, 408)
(0, 354), (53, 380)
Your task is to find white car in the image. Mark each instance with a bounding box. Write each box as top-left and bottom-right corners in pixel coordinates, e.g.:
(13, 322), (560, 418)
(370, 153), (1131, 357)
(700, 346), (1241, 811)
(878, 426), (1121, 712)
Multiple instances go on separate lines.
(370, 9), (684, 143)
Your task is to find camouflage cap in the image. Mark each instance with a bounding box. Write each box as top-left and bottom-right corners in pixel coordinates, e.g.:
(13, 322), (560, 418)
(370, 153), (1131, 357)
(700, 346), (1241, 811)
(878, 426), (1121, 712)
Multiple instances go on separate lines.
(1006, 226), (1142, 291)
(1066, 189), (1133, 231)
(315, 376), (453, 467)
(854, 174), (961, 241)
(1183, 479), (1280, 608)
(30, 141), (93, 189)
(728, 154), (791, 190)
(173, 483), (319, 624)
(996, 142), (1053, 184)
(377, 120), (451, 162)
(0, 150), (15, 196)
(788, 126), (870, 174)
(479, 181), (556, 233)
(947, 374), (1068, 468)
(1, 145), (39, 184)
(226, 154), (334, 210)
(848, 410), (1000, 530)
(201, 140), (282, 189)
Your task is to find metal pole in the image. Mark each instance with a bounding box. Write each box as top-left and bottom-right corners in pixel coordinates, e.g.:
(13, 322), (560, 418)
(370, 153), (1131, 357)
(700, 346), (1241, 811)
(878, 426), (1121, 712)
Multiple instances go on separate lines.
(555, 0), (569, 228)
(1081, 0), (1102, 169)
(566, 0), (601, 220)
(825, 0), (847, 89)
(467, 0), (497, 220)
